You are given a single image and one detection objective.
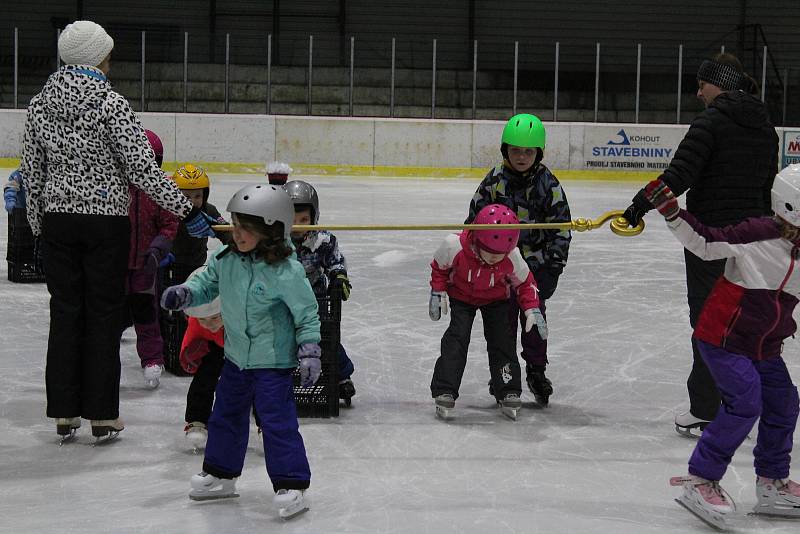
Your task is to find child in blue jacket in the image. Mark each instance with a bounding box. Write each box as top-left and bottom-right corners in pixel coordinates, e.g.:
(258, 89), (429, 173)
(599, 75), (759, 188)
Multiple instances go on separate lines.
(162, 184), (321, 519)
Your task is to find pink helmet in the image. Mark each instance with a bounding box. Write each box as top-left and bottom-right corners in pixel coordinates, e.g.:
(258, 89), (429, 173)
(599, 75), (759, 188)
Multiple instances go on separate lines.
(473, 204), (520, 254)
(144, 129), (163, 168)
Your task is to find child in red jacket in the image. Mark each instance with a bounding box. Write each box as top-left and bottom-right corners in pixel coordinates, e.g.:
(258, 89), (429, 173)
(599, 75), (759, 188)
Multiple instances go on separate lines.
(126, 130), (179, 389)
(429, 204), (546, 420)
(179, 267), (224, 450)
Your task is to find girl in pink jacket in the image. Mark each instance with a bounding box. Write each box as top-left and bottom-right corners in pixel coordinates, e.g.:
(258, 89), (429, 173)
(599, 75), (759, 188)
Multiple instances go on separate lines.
(429, 204), (546, 420)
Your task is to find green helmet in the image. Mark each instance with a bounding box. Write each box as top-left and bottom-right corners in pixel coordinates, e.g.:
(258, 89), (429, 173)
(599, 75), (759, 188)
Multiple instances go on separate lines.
(501, 113), (546, 150)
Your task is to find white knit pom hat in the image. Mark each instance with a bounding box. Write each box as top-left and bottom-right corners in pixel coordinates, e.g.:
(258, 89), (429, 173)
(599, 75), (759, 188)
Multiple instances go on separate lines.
(58, 20), (114, 67)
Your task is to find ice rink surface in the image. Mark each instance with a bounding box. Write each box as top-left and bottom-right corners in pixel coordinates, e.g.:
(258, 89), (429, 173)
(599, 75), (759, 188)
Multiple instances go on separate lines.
(1, 172), (798, 533)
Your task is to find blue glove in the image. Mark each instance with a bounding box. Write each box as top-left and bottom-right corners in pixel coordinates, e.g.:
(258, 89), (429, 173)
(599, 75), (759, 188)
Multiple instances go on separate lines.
(184, 208), (217, 238)
(4, 186), (18, 212)
(297, 343), (322, 387)
(160, 284), (193, 310)
(159, 252), (175, 268)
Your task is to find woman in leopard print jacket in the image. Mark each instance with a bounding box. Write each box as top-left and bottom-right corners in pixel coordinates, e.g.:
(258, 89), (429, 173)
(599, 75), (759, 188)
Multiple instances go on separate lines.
(20, 20), (215, 439)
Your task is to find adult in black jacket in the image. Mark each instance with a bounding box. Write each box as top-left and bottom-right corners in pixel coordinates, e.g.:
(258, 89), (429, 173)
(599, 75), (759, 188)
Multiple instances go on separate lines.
(623, 53), (779, 436)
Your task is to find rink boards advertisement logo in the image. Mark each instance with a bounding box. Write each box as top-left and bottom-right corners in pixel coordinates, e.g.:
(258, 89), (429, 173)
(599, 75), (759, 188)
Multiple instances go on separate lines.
(583, 127), (684, 170)
(783, 131), (800, 168)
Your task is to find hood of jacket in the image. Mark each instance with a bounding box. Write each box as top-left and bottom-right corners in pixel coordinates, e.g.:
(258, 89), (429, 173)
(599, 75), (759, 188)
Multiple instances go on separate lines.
(711, 90), (771, 129)
(38, 65), (110, 119)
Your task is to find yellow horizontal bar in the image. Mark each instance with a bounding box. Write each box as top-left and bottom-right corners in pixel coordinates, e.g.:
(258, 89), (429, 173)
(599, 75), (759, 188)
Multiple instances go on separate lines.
(215, 210), (645, 236)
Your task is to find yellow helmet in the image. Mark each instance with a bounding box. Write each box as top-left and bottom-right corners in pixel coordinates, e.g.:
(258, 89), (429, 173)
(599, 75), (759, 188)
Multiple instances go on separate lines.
(173, 163), (210, 190)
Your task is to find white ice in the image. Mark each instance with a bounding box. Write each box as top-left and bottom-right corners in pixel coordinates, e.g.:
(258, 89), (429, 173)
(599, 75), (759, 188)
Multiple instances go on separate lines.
(1, 172), (798, 533)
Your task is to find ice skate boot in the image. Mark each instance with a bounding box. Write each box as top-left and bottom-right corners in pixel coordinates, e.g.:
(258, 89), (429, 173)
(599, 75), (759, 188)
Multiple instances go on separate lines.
(184, 422), (208, 451)
(434, 393), (455, 420)
(338, 378), (356, 407)
(274, 489), (310, 519)
(526, 365), (553, 406)
(189, 471), (239, 501)
(56, 417), (80, 445)
(675, 411), (710, 439)
(670, 474), (734, 531)
(90, 418), (124, 444)
(498, 393), (522, 421)
(752, 476), (800, 518)
(143, 362), (164, 389)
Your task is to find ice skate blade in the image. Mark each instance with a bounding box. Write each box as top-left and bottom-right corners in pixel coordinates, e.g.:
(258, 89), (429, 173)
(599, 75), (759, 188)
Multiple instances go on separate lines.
(675, 424), (703, 439)
(500, 406), (518, 421)
(435, 406), (451, 420)
(674, 497), (728, 531)
(533, 395), (550, 407)
(93, 431), (121, 446)
(58, 429), (78, 446)
(189, 492), (240, 502)
(751, 502), (800, 518)
(279, 499), (310, 519)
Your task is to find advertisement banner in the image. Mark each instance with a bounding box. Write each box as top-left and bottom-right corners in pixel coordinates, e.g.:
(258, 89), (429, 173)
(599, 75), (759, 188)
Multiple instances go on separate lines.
(583, 126), (685, 171)
(783, 130), (800, 168)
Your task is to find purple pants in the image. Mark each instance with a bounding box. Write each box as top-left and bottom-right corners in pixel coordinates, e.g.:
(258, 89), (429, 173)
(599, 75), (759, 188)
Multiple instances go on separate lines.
(126, 269), (164, 368)
(689, 340), (799, 481)
(509, 297), (547, 367)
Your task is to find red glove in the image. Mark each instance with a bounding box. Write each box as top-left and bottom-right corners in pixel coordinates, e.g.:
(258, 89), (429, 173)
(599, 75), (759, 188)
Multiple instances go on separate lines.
(180, 338), (210, 374)
(642, 179), (679, 221)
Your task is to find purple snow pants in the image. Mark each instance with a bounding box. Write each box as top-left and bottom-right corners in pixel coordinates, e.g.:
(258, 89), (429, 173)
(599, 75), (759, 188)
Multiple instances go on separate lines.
(689, 340), (799, 481)
(509, 297), (547, 367)
(202, 360), (311, 491)
(126, 268), (164, 368)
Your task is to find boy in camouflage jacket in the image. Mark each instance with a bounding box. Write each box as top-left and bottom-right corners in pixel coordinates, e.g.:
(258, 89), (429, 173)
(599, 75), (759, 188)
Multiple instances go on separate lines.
(286, 180), (356, 406)
(466, 114), (571, 406)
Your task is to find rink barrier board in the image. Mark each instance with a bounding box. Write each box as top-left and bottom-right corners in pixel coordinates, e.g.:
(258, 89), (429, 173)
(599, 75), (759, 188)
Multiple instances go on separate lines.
(0, 158), (658, 182)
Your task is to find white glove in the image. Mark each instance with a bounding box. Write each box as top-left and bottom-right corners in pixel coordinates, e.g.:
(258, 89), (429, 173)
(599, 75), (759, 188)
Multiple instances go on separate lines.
(524, 308), (548, 339)
(429, 291), (449, 321)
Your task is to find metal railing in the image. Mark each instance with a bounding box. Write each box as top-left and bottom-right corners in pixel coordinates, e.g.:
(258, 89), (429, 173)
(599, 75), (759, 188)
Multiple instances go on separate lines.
(6, 27), (797, 125)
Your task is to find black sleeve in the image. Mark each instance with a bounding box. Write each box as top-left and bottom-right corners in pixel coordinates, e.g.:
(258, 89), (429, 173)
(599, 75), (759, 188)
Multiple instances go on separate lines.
(659, 112), (716, 197)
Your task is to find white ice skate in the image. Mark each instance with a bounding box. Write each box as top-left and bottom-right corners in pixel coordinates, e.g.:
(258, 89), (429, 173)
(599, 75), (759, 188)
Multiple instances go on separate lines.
(670, 475), (734, 531)
(498, 393), (522, 421)
(675, 411), (710, 439)
(274, 489), (309, 519)
(752, 476), (800, 518)
(56, 417), (80, 446)
(184, 422), (208, 451)
(434, 394), (455, 420)
(143, 363), (164, 389)
(189, 472), (239, 501)
(91, 418), (124, 445)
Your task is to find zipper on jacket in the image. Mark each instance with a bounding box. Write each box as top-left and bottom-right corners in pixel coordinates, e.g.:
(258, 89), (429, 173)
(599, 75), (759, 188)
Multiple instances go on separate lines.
(755, 245), (797, 359)
(721, 307), (742, 347)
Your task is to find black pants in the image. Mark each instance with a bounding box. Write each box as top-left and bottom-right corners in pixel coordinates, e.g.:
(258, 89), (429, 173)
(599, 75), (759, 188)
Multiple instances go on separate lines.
(185, 344), (225, 424)
(685, 248), (725, 421)
(42, 212), (130, 420)
(430, 297), (521, 401)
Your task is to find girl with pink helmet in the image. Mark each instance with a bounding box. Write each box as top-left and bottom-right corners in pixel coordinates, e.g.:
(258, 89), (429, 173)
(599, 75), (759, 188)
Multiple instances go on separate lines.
(428, 204), (547, 420)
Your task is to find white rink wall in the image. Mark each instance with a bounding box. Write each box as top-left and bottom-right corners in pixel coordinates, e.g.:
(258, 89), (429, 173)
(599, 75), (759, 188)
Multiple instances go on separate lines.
(0, 109), (793, 172)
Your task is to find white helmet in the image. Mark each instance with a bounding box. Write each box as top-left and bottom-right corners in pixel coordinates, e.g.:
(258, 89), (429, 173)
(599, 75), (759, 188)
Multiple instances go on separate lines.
(772, 164), (800, 227)
(183, 266), (221, 318)
(226, 184), (294, 240)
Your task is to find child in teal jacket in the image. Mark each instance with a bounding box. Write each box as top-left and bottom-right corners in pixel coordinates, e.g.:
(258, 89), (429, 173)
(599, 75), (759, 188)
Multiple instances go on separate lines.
(162, 184), (320, 519)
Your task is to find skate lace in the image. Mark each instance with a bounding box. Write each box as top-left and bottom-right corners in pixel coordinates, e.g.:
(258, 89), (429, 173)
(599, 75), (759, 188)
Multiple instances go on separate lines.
(670, 476), (736, 511)
(776, 478), (800, 497)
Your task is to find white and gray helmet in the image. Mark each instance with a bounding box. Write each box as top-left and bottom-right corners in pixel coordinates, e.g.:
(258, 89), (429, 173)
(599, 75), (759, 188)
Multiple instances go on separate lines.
(226, 184), (294, 239)
(285, 180), (320, 224)
(772, 164), (800, 227)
